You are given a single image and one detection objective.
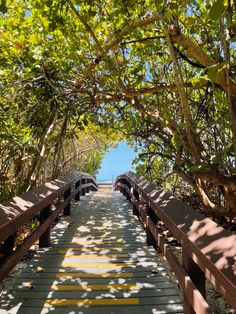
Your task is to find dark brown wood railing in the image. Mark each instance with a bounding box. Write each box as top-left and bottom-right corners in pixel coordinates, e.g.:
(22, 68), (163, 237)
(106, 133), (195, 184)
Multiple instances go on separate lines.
(0, 171), (97, 282)
(115, 171), (236, 314)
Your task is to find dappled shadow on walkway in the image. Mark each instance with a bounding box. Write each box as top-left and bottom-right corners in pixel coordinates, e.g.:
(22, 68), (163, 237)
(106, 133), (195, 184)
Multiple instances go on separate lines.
(126, 172), (236, 308)
(0, 189), (183, 314)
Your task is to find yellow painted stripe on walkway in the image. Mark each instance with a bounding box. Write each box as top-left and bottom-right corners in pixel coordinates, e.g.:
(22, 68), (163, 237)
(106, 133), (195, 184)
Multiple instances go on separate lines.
(71, 240), (126, 244)
(76, 231), (125, 234)
(75, 233), (126, 236)
(58, 247), (125, 253)
(62, 254), (129, 258)
(73, 232), (125, 239)
(45, 298), (139, 307)
(61, 262), (131, 267)
(55, 272), (133, 278)
(51, 283), (137, 291)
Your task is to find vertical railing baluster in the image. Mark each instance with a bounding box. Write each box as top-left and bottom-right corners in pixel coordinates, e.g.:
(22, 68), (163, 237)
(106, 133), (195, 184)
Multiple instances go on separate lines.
(131, 188), (140, 217)
(124, 179), (130, 201)
(146, 206), (157, 247)
(182, 249), (206, 314)
(75, 180), (80, 201)
(0, 233), (17, 259)
(39, 204), (52, 247)
(81, 178), (86, 196)
(86, 179), (90, 194)
(63, 188), (71, 215)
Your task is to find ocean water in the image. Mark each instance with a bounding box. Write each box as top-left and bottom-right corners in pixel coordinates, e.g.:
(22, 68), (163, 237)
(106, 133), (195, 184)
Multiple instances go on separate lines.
(97, 178), (113, 183)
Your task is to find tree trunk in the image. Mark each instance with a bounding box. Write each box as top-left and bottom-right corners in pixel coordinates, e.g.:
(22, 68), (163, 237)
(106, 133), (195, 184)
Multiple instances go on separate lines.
(22, 110), (58, 191)
(52, 116), (68, 179)
(164, 28), (200, 163)
(220, 18), (236, 163)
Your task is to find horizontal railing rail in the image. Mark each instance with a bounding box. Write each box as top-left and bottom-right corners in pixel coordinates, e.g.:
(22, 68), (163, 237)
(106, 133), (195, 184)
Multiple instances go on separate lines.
(0, 171), (97, 282)
(114, 171), (236, 314)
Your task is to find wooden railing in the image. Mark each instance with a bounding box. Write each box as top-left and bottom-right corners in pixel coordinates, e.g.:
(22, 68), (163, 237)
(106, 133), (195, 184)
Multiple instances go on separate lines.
(115, 171), (236, 314)
(0, 171), (97, 282)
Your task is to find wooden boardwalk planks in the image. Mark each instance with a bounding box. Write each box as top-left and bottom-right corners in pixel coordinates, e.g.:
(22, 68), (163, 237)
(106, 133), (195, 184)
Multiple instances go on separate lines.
(0, 188), (183, 314)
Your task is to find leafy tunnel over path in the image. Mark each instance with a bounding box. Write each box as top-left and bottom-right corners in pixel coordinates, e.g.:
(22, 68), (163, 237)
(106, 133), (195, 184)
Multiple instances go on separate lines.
(0, 0), (236, 220)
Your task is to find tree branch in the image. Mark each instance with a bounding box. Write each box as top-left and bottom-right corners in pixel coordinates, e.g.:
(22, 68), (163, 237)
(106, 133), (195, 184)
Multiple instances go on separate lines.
(120, 35), (165, 45)
(173, 45), (205, 69)
(169, 29), (236, 96)
(66, 9), (160, 91)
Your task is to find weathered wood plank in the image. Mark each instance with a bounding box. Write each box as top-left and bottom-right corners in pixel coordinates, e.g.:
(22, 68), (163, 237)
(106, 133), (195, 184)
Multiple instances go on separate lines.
(14, 275), (172, 287)
(2, 296), (183, 307)
(15, 270), (167, 279)
(12, 287), (180, 299)
(0, 304), (184, 314)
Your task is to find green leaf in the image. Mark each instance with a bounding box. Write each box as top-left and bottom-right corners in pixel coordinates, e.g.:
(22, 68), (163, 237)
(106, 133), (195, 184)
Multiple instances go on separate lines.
(207, 64), (226, 83)
(0, 0), (7, 13)
(32, 46), (43, 60)
(210, 154), (221, 164)
(191, 75), (209, 87)
(45, 0), (53, 7)
(207, 64), (219, 83)
(227, 144), (234, 156)
(189, 164), (205, 172)
(85, 0), (94, 5)
(209, 0), (226, 20)
(185, 16), (195, 26)
(171, 133), (182, 149)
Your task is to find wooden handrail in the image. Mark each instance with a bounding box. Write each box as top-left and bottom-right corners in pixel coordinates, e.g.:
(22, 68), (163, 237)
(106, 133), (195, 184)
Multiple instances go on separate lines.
(115, 171), (236, 313)
(0, 171), (97, 282)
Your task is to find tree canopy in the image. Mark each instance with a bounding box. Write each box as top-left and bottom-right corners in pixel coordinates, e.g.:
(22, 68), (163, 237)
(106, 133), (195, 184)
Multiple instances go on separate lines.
(0, 0), (236, 220)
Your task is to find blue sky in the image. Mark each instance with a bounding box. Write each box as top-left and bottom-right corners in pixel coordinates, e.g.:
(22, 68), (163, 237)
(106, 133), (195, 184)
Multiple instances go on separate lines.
(96, 141), (137, 182)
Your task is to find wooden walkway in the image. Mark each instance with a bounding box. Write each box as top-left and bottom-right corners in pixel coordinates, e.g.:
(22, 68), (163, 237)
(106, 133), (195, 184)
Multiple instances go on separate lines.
(1, 187), (183, 314)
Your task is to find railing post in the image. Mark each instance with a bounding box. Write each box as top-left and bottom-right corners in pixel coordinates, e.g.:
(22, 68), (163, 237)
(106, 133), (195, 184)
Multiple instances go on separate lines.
(86, 179), (90, 194)
(91, 181), (96, 191)
(63, 188), (71, 215)
(122, 187), (126, 197)
(146, 208), (157, 247)
(133, 203), (138, 216)
(114, 183), (120, 192)
(131, 188), (139, 216)
(139, 198), (148, 227)
(123, 180), (130, 201)
(0, 233), (16, 259)
(75, 180), (80, 201)
(120, 179), (125, 196)
(39, 204), (52, 248)
(81, 178), (86, 196)
(127, 181), (132, 202)
(125, 190), (130, 201)
(182, 249), (206, 314)
(146, 226), (156, 246)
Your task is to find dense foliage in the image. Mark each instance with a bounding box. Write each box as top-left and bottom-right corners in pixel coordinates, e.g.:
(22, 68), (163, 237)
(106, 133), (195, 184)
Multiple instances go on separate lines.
(0, 0), (236, 219)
